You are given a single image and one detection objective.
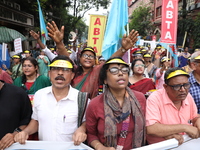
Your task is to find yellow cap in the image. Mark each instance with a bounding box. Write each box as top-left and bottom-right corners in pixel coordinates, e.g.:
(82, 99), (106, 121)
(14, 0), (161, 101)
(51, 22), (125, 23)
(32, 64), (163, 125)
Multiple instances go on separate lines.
(144, 54), (151, 58)
(161, 57), (170, 62)
(49, 60), (73, 68)
(106, 58), (129, 67)
(135, 51), (142, 54)
(141, 49), (147, 52)
(81, 47), (96, 55)
(12, 55), (20, 59)
(67, 50), (72, 54)
(167, 70), (189, 79)
(24, 50), (30, 54)
(194, 55), (200, 60)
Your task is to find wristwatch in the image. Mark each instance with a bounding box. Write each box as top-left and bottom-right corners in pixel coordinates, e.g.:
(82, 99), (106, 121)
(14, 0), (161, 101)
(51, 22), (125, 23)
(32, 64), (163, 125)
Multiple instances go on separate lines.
(14, 127), (22, 133)
(121, 47), (126, 53)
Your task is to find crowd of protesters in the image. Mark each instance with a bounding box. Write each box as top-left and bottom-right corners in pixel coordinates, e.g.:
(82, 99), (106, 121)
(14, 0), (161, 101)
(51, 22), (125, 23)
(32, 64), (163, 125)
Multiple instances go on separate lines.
(0, 21), (200, 150)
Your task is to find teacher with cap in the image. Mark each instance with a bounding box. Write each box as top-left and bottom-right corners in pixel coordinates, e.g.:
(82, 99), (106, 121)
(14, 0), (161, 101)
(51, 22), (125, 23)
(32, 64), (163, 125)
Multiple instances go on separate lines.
(146, 67), (200, 145)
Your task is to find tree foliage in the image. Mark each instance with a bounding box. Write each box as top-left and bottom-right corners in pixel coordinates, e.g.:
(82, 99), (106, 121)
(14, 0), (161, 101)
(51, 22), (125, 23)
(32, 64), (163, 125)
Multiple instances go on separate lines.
(11, 0), (107, 44)
(129, 5), (154, 37)
(192, 13), (200, 48)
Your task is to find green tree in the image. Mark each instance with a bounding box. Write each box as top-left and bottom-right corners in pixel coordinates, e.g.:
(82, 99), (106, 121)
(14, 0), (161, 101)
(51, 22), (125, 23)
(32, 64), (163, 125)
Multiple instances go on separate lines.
(192, 13), (200, 48)
(129, 5), (154, 37)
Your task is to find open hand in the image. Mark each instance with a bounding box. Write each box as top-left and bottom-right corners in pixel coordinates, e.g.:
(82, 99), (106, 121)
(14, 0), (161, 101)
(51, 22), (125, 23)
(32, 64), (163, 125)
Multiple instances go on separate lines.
(47, 21), (64, 44)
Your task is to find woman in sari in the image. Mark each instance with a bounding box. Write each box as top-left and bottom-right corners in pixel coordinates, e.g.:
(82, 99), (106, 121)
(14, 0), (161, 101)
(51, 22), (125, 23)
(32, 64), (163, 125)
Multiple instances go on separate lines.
(86, 57), (146, 150)
(30, 21), (139, 99)
(129, 59), (155, 94)
(13, 57), (51, 94)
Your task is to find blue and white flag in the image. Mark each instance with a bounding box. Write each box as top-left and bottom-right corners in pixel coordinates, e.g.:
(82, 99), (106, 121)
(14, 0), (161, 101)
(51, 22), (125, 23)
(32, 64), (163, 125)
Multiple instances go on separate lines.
(37, 0), (48, 44)
(102, 0), (128, 59)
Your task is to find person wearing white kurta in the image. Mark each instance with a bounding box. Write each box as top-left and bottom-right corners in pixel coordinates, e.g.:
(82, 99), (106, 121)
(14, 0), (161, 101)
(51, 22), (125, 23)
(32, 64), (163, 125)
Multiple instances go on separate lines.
(14, 55), (88, 146)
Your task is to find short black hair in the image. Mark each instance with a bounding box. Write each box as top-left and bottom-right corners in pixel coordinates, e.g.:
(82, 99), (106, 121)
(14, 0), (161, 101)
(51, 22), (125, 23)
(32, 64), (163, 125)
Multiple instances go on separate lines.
(50, 55), (75, 72)
(164, 67), (188, 85)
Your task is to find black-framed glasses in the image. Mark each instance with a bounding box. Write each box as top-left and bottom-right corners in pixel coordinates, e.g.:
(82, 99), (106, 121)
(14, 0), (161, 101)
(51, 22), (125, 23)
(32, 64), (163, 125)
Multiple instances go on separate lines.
(82, 54), (95, 59)
(50, 67), (72, 73)
(168, 83), (190, 91)
(108, 67), (129, 75)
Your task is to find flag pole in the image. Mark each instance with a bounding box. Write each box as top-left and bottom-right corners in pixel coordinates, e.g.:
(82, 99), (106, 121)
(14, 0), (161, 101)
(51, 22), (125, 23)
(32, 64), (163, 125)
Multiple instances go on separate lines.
(127, 23), (130, 64)
(182, 31), (187, 48)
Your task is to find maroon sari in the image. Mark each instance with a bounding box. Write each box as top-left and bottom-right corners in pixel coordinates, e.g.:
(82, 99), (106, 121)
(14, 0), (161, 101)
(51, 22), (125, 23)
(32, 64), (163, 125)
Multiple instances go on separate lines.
(129, 78), (155, 94)
(72, 63), (104, 99)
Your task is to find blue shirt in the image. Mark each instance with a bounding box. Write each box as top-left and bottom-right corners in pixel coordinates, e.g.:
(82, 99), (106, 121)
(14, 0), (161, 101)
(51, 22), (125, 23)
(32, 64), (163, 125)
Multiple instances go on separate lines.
(189, 72), (200, 113)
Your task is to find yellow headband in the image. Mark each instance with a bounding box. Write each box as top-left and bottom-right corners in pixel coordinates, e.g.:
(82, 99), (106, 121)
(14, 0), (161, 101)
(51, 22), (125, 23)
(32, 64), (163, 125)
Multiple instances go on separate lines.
(141, 49), (146, 52)
(144, 54), (151, 58)
(106, 58), (129, 66)
(67, 50), (72, 54)
(49, 60), (73, 68)
(167, 70), (189, 79)
(24, 50), (30, 54)
(194, 55), (200, 60)
(83, 47), (95, 53)
(12, 55), (20, 59)
(161, 58), (170, 62)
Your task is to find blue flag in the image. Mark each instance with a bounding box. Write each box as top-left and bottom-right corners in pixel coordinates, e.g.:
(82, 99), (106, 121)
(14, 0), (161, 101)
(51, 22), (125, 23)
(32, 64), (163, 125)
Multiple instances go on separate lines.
(102, 0), (128, 59)
(160, 43), (178, 67)
(37, 0), (48, 44)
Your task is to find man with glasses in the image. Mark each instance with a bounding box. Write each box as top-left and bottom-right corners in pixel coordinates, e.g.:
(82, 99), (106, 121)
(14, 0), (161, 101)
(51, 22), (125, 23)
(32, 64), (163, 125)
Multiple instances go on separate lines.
(14, 55), (89, 146)
(189, 51), (200, 114)
(146, 67), (200, 145)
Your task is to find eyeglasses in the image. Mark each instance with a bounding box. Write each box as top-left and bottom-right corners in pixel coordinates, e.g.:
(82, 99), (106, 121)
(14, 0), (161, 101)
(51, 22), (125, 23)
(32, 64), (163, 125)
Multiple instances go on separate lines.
(50, 67), (72, 73)
(82, 54), (95, 59)
(168, 83), (190, 91)
(22, 64), (33, 68)
(108, 67), (129, 75)
(134, 64), (145, 68)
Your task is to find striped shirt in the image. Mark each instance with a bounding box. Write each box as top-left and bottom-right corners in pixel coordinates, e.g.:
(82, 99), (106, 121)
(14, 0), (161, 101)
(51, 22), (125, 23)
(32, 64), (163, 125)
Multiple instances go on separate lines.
(189, 72), (200, 113)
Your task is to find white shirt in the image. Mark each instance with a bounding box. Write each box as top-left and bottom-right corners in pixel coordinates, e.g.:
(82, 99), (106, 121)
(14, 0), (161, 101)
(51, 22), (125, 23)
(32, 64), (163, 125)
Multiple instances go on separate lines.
(32, 85), (85, 141)
(42, 47), (57, 61)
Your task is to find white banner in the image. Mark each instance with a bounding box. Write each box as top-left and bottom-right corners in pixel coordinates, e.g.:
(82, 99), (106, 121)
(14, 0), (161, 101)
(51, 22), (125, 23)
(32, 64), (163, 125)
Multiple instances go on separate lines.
(133, 135), (200, 150)
(2, 43), (7, 61)
(6, 141), (93, 150)
(14, 38), (22, 54)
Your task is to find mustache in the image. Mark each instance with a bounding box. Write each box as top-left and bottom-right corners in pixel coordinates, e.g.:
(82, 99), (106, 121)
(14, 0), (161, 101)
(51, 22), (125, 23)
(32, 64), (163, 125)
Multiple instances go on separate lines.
(55, 76), (65, 81)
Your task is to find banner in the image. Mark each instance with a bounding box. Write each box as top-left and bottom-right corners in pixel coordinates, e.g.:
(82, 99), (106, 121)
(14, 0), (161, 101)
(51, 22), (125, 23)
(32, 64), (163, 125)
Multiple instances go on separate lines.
(134, 135), (199, 150)
(160, 0), (178, 44)
(2, 43), (7, 61)
(6, 141), (93, 150)
(14, 38), (22, 54)
(87, 15), (107, 56)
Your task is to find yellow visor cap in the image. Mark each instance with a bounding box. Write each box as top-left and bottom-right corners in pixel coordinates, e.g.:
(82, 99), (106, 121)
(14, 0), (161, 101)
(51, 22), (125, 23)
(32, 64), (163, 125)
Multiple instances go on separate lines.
(49, 60), (73, 68)
(194, 55), (200, 60)
(167, 70), (189, 79)
(106, 58), (129, 67)
(12, 55), (20, 59)
(144, 54), (151, 58)
(24, 50), (30, 53)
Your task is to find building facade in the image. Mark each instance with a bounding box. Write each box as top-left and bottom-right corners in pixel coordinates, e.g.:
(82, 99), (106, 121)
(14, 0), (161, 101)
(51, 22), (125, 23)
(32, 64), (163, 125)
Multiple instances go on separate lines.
(0, 0), (34, 52)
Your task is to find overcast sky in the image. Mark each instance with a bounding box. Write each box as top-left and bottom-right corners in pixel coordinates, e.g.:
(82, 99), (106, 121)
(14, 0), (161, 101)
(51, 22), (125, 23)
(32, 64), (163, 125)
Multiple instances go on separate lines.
(83, 0), (112, 25)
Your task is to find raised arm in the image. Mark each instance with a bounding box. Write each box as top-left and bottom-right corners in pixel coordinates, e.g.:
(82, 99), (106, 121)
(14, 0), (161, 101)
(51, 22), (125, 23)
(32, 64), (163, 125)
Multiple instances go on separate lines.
(30, 30), (45, 49)
(30, 30), (56, 61)
(111, 29), (139, 58)
(46, 21), (69, 57)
